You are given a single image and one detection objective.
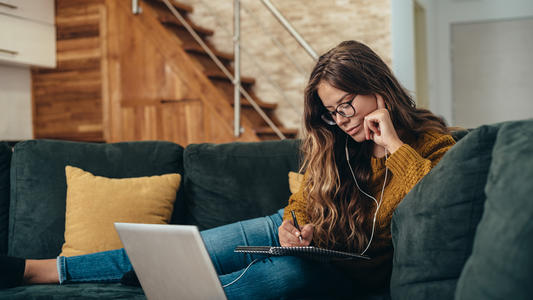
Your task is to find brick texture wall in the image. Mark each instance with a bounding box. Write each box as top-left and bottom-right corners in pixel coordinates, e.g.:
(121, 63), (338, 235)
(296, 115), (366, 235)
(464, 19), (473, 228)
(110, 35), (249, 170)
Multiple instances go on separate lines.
(177, 0), (391, 130)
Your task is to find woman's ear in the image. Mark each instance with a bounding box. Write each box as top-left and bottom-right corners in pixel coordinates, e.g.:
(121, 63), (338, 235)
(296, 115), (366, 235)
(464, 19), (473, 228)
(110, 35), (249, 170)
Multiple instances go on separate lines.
(375, 94), (387, 110)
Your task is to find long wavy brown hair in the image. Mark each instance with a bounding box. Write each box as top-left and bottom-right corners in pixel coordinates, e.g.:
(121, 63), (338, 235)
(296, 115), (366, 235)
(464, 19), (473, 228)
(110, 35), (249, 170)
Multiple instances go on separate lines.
(301, 40), (448, 252)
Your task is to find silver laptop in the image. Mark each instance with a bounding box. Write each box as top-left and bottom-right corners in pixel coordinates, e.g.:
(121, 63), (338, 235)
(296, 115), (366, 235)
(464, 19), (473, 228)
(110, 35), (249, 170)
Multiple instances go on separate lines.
(114, 223), (227, 300)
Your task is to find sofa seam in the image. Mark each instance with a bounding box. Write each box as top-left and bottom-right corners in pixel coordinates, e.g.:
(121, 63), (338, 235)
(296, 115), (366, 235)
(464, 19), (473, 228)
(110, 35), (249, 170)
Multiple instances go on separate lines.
(8, 147), (18, 255)
(462, 131), (496, 264)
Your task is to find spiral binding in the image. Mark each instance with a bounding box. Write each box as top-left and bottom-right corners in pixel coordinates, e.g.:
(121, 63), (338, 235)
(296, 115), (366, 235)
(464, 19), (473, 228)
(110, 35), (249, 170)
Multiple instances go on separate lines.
(234, 246), (370, 263)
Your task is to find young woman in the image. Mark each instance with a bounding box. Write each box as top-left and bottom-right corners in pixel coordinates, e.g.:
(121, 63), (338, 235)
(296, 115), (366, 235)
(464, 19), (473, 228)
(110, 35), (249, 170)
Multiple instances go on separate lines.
(1, 40), (455, 299)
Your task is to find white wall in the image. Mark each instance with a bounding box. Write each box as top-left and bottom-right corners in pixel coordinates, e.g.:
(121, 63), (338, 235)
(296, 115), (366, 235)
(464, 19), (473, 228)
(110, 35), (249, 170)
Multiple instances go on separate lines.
(0, 65), (33, 140)
(425, 0), (533, 125)
(452, 18), (533, 128)
(390, 0), (416, 96)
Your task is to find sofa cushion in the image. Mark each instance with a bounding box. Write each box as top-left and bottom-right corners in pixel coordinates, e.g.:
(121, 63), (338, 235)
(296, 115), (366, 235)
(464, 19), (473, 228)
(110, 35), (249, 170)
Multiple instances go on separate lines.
(0, 142), (12, 255)
(455, 119), (533, 299)
(183, 139), (300, 230)
(61, 166), (181, 257)
(0, 283), (146, 299)
(8, 139), (184, 259)
(390, 124), (501, 300)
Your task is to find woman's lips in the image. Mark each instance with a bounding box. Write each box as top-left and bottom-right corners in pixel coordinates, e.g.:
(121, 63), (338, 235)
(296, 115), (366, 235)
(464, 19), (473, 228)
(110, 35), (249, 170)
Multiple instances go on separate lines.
(346, 124), (360, 135)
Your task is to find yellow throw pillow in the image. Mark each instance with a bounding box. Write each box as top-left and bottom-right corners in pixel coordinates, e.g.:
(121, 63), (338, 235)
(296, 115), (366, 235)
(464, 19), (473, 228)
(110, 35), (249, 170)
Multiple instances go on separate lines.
(60, 166), (181, 257)
(288, 171), (304, 194)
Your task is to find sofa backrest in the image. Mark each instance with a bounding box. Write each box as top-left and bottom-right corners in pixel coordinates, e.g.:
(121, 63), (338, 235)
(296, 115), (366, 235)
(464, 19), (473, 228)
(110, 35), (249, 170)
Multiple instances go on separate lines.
(0, 142), (12, 255)
(8, 139), (184, 259)
(6, 138), (301, 259)
(182, 139), (301, 230)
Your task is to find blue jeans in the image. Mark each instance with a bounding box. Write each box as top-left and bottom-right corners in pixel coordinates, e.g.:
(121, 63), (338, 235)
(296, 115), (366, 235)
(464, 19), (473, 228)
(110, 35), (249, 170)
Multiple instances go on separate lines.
(57, 209), (355, 299)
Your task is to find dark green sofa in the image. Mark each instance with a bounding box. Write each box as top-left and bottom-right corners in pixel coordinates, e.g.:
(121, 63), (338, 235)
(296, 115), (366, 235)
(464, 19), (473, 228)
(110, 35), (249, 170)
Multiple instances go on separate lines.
(0, 119), (532, 299)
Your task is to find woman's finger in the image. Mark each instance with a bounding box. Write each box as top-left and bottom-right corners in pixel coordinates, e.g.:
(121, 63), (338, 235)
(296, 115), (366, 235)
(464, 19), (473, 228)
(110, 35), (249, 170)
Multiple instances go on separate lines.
(279, 220), (303, 246)
(367, 119), (380, 136)
(364, 118), (373, 140)
(364, 116), (380, 140)
(300, 224), (314, 245)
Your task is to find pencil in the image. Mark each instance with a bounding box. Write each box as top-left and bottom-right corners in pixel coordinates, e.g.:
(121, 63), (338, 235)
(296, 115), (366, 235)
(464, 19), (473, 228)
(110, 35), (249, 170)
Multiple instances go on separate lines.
(290, 210), (303, 242)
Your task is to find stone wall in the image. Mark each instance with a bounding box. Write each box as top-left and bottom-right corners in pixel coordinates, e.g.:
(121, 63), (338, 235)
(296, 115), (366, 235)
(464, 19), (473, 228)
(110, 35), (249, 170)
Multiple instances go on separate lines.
(177, 0), (391, 130)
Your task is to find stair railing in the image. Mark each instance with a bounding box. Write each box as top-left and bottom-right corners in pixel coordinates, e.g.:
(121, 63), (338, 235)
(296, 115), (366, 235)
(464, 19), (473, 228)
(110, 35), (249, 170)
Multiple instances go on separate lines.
(132, 0), (142, 14)
(259, 0), (318, 61)
(233, 0), (241, 137)
(135, 0), (319, 139)
(159, 0), (287, 139)
(194, 0), (305, 118)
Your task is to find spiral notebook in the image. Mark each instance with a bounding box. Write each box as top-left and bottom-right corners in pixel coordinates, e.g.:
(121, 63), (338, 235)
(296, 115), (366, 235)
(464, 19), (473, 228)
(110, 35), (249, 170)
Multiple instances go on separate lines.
(234, 246), (371, 263)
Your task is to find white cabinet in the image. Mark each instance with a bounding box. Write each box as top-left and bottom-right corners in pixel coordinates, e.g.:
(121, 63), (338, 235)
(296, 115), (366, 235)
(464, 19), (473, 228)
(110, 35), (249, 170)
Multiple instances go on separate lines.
(0, 0), (54, 24)
(0, 0), (55, 68)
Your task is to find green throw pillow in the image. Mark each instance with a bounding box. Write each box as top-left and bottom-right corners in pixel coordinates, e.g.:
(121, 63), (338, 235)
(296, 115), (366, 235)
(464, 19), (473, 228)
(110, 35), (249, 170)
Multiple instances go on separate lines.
(390, 124), (501, 300)
(455, 119), (533, 299)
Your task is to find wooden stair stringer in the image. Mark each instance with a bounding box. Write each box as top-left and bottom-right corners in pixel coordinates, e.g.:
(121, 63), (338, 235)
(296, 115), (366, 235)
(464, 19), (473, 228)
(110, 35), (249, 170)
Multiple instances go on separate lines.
(107, 0), (260, 143)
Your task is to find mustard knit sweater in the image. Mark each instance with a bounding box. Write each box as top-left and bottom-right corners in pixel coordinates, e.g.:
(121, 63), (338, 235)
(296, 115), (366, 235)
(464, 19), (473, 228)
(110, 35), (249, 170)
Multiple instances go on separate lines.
(282, 131), (456, 288)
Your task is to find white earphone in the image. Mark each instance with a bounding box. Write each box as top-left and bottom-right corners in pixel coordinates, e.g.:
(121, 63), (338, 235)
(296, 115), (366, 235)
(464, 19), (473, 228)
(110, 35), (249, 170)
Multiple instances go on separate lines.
(344, 138), (388, 255)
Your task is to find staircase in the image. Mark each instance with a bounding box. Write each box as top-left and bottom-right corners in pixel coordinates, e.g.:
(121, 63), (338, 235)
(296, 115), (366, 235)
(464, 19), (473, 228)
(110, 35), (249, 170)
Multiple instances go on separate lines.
(31, 0), (297, 145)
(145, 0), (298, 140)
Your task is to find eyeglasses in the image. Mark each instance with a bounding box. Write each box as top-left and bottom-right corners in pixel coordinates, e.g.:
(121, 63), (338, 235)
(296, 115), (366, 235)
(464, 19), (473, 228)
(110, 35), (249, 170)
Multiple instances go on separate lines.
(320, 94), (357, 125)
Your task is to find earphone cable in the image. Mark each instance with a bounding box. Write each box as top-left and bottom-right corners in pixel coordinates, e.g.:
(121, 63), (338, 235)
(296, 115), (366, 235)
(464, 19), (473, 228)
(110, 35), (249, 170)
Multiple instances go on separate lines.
(222, 258), (260, 288)
(345, 139), (388, 256)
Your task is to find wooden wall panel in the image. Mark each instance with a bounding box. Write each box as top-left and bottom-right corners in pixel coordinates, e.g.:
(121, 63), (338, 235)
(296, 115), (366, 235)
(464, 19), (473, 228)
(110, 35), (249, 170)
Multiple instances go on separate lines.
(32, 0), (105, 142)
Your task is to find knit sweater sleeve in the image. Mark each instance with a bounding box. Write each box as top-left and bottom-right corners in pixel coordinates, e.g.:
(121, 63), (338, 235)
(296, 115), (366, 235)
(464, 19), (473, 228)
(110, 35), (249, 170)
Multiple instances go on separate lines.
(385, 132), (455, 194)
(282, 172), (310, 224)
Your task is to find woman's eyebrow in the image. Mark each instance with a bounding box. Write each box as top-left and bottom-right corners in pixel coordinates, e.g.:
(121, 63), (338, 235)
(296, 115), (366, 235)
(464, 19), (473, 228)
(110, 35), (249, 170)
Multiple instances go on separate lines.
(325, 93), (351, 109)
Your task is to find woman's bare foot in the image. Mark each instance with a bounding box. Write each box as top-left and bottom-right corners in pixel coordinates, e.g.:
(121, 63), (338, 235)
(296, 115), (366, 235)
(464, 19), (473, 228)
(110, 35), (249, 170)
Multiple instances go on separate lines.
(23, 259), (59, 284)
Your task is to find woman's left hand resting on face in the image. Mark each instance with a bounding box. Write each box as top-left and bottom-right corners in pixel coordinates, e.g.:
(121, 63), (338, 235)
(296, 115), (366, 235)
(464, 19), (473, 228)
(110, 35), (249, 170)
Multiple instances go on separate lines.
(364, 94), (404, 154)
(278, 220), (314, 247)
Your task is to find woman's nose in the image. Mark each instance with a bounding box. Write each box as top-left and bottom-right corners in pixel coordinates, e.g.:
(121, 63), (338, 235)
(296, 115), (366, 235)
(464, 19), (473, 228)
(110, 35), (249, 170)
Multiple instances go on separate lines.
(335, 113), (350, 125)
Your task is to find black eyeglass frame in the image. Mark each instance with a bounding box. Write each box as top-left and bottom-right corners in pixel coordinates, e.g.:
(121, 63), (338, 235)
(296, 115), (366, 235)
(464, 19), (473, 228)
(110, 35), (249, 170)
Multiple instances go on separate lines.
(320, 94), (358, 125)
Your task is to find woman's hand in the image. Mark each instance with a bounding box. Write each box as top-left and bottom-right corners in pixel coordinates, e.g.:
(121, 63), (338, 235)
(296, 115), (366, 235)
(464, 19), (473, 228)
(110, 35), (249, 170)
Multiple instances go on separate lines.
(278, 220), (314, 247)
(364, 94), (404, 154)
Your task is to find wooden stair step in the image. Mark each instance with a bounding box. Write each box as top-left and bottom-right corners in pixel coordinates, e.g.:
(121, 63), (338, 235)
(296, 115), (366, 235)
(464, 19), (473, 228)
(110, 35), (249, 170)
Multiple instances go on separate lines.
(182, 43), (233, 62)
(187, 51), (232, 74)
(158, 15), (214, 36)
(204, 69), (255, 85)
(146, 0), (194, 14)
